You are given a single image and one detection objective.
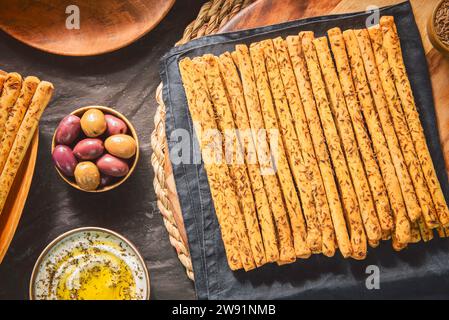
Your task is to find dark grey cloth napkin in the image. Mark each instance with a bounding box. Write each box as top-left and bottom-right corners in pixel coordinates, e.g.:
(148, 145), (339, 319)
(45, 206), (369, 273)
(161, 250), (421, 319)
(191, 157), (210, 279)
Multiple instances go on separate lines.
(160, 1), (449, 299)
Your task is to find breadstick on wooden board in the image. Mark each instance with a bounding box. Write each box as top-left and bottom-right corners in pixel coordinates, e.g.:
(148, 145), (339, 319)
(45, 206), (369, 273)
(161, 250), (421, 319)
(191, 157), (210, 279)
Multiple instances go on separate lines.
(355, 29), (423, 224)
(179, 58), (255, 270)
(272, 37), (337, 257)
(314, 36), (381, 244)
(201, 54), (267, 267)
(260, 39), (323, 255)
(286, 34), (352, 258)
(380, 16), (449, 227)
(327, 28), (393, 235)
(247, 43), (310, 259)
(368, 26), (439, 229)
(301, 31), (367, 260)
(0, 76), (40, 174)
(218, 52), (279, 263)
(343, 29), (411, 246)
(0, 81), (53, 216)
(0, 73), (22, 140)
(235, 44), (297, 264)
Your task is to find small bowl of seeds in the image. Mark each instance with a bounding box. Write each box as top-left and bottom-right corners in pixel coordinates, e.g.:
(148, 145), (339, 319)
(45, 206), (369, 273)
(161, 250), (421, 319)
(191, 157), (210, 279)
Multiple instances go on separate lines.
(428, 0), (449, 57)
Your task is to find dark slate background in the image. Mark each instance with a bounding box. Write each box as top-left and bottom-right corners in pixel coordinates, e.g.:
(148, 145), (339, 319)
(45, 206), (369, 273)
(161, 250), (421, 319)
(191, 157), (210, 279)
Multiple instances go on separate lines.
(0, 0), (204, 300)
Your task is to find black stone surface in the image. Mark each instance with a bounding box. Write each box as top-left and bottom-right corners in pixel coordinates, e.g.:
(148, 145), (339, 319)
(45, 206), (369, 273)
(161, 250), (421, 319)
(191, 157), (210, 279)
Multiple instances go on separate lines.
(0, 0), (202, 300)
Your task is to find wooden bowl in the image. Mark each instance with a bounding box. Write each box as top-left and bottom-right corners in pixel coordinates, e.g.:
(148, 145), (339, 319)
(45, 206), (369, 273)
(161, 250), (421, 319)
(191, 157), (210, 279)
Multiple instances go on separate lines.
(52, 106), (139, 193)
(428, 0), (449, 58)
(0, 0), (175, 56)
(0, 131), (39, 264)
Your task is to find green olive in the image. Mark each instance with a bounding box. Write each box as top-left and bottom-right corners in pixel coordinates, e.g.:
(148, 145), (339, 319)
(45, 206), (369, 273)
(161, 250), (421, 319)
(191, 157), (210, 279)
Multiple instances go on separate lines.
(80, 109), (107, 137)
(105, 134), (137, 159)
(74, 161), (100, 191)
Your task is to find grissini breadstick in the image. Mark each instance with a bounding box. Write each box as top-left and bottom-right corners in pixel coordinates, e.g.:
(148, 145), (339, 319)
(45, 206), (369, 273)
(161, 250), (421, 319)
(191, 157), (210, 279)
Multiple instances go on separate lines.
(287, 34), (352, 258)
(247, 43), (310, 259)
(444, 226), (449, 237)
(0, 73), (7, 95)
(301, 31), (367, 260)
(179, 58), (250, 271)
(0, 73), (22, 140)
(218, 52), (279, 263)
(410, 221), (421, 244)
(355, 29), (422, 224)
(272, 37), (336, 257)
(192, 57), (257, 271)
(0, 76), (40, 174)
(368, 26), (438, 229)
(418, 218), (433, 242)
(435, 226), (445, 238)
(201, 54), (267, 267)
(261, 39), (322, 254)
(235, 45), (297, 263)
(0, 81), (53, 215)
(380, 16), (449, 227)
(314, 36), (381, 244)
(327, 28), (393, 235)
(343, 30), (411, 246)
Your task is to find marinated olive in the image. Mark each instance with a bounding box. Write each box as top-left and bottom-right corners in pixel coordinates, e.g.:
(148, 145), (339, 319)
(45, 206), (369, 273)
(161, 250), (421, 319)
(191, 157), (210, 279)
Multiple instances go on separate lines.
(80, 109), (107, 137)
(74, 162), (100, 191)
(55, 115), (81, 145)
(52, 145), (78, 177)
(73, 138), (104, 160)
(105, 114), (128, 135)
(100, 174), (115, 187)
(105, 134), (137, 159)
(96, 154), (129, 177)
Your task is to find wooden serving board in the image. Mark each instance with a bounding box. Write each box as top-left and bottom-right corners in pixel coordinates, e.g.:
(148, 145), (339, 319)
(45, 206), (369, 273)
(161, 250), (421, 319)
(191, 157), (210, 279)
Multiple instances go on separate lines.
(0, 131), (39, 263)
(164, 0), (449, 275)
(0, 0), (175, 56)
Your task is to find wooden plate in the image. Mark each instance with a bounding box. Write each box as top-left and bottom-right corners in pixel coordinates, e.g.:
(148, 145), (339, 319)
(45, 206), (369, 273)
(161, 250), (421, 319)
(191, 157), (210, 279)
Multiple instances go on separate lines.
(0, 0), (175, 56)
(164, 0), (449, 273)
(0, 131), (39, 263)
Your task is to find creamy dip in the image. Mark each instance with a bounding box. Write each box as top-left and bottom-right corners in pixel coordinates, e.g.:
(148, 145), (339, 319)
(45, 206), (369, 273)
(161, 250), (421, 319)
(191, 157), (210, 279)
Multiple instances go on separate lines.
(31, 228), (149, 300)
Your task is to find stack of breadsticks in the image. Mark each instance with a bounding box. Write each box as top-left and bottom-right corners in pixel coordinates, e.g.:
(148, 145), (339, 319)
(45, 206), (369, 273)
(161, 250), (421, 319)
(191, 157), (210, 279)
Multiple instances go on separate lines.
(179, 16), (449, 271)
(0, 70), (54, 216)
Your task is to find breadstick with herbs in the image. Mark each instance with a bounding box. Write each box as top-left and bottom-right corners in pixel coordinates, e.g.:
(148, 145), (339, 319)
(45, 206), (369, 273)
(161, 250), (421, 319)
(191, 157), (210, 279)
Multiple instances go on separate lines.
(0, 73), (22, 140)
(355, 29), (423, 224)
(246, 43), (310, 259)
(260, 39), (322, 255)
(0, 81), (53, 215)
(301, 31), (367, 260)
(328, 27), (393, 235)
(287, 34), (352, 258)
(235, 44), (297, 263)
(272, 37), (337, 256)
(180, 58), (249, 271)
(380, 16), (449, 227)
(343, 29), (411, 246)
(218, 52), (279, 263)
(0, 76), (40, 174)
(368, 26), (438, 229)
(201, 54), (267, 267)
(314, 35), (381, 245)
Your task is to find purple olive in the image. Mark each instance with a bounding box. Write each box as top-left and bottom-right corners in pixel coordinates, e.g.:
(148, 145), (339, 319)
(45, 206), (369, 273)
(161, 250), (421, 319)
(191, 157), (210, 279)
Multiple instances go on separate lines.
(55, 115), (81, 145)
(105, 114), (128, 136)
(73, 138), (104, 160)
(52, 145), (78, 176)
(100, 174), (116, 187)
(96, 154), (129, 177)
